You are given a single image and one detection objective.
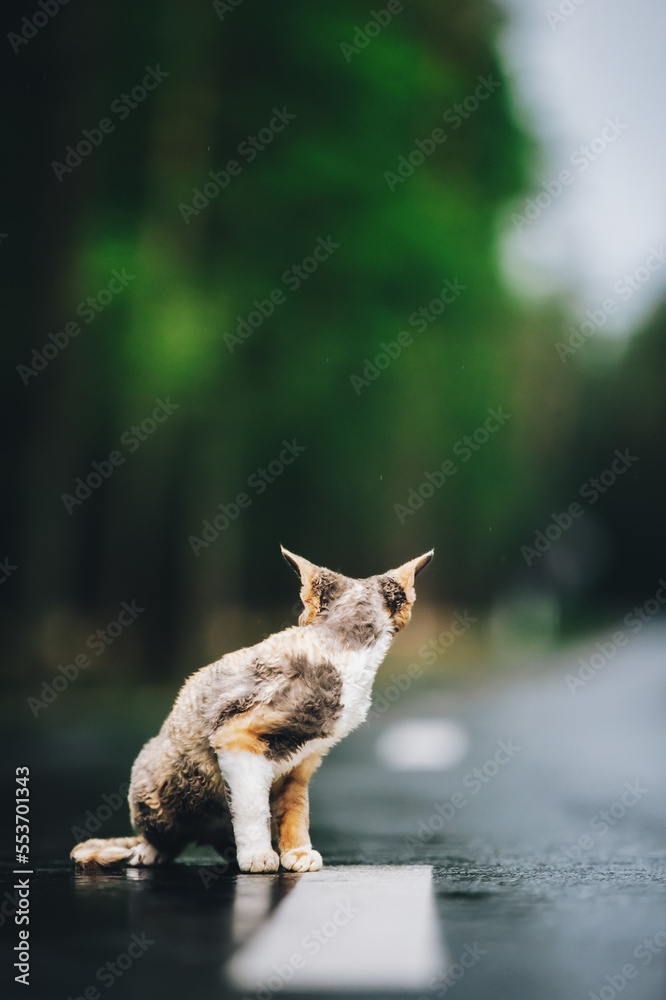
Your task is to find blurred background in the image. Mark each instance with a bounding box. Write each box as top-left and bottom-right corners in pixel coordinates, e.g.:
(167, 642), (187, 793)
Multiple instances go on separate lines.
(2, 0), (666, 798)
(4, 3), (666, 998)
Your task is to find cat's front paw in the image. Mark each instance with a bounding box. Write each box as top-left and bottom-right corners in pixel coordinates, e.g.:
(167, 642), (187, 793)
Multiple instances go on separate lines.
(237, 848), (280, 873)
(280, 847), (323, 872)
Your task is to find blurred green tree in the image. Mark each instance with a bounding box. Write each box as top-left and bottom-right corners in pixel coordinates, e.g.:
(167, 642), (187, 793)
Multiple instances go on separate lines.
(5, 0), (610, 679)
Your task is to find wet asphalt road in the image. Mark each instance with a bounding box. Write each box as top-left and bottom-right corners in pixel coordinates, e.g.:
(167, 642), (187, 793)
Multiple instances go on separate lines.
(2, 625), (666, 999)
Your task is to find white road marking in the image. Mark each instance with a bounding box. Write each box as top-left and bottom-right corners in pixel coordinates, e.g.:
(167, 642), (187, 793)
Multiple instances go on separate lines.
(226, 865), (446, 992)
(376, 718), (470, 771)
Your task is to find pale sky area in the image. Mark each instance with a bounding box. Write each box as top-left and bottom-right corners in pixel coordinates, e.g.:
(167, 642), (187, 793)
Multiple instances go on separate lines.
(498, 0), (666, 337)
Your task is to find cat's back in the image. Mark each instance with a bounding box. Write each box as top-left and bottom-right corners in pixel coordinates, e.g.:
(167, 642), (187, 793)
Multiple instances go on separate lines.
(164, 623), (336, 739)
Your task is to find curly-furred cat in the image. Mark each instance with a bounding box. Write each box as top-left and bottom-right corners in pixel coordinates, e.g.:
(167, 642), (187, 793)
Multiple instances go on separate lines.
(71, 546), (433, 873)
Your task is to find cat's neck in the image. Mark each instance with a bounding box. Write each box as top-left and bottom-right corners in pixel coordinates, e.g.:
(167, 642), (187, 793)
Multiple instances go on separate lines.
(314, 613), (395, 657)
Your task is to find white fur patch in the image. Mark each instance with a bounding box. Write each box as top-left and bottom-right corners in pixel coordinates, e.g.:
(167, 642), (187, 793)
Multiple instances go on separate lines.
(218, 625), (395, 793)
(335, 629), (394, 738)
(217, 749), (275, 861)
(270, 627), (394, 777)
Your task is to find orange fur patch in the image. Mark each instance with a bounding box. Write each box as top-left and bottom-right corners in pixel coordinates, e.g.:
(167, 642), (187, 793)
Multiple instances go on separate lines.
(211, 705), (285, 755)
(299, 579), (321, 624)
(280, 547), (323, 624)
(273, 753), (322, 852)
(393, 603), (412, 631)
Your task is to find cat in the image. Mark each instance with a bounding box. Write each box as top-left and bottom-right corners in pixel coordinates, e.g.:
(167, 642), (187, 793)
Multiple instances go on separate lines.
(71, 545), (433, 873)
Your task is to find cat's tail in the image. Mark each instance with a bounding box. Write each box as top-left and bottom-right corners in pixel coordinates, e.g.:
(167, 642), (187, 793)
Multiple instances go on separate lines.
(70, 836), (152, 870)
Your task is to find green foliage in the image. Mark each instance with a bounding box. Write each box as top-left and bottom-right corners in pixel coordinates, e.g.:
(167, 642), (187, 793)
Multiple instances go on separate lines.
(8, 0), (658, 678)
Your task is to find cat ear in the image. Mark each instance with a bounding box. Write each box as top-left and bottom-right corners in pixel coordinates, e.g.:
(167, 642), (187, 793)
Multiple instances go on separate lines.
(281, 546), (327, 625)
(386, 550), (434, 592)
(381, 550), (433, 631)
(280, 546), (319, 583)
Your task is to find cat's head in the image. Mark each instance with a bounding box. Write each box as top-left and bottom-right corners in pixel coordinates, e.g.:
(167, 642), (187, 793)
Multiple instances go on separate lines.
(281, 545), (433, 639)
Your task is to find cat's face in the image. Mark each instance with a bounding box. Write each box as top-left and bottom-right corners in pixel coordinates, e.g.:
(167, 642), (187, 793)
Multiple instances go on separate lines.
(281, 546), (433, 637)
